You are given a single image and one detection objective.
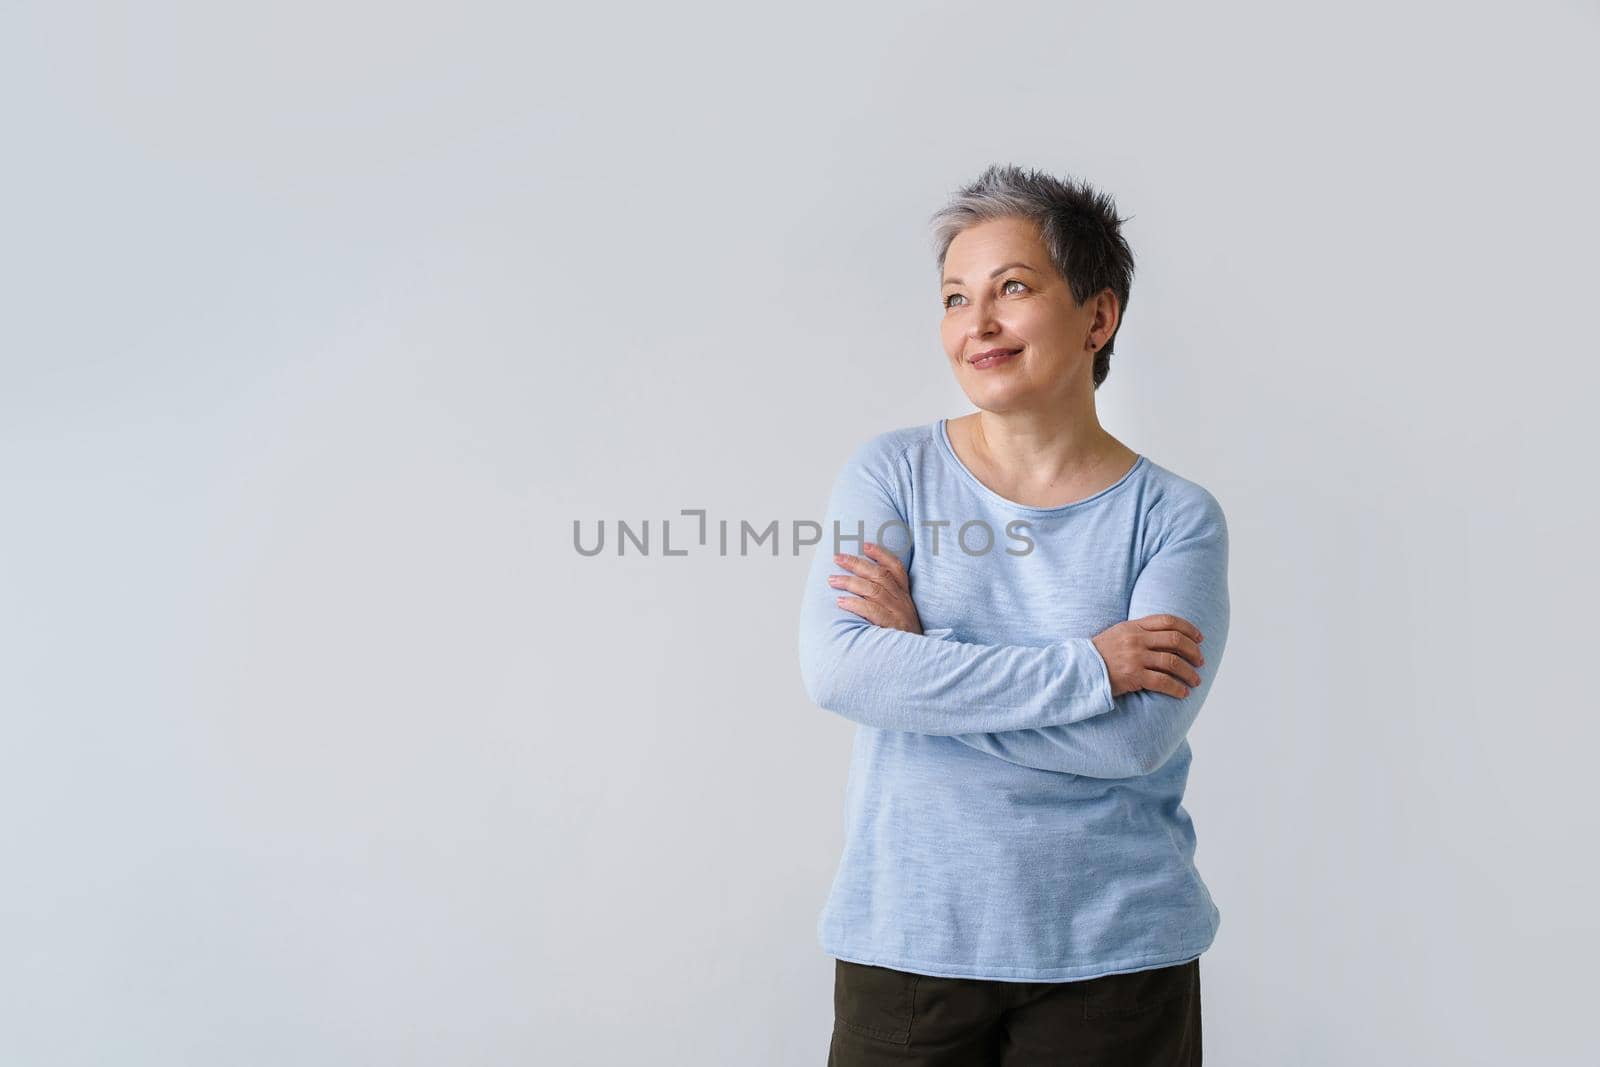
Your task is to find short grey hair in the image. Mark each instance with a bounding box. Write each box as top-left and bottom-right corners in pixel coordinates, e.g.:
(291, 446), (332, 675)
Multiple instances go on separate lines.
(929, 164), (1135, 389)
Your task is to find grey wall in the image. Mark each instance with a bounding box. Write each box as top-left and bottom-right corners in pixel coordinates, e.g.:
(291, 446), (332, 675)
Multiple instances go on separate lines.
(3, 2), (1596, 1063)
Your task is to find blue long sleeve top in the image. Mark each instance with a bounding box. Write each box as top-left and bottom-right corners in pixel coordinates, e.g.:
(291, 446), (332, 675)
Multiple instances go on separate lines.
(797, 418), (1230, 982)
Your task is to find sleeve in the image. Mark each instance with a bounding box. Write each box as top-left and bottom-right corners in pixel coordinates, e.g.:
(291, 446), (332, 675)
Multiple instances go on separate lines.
(796, 438), (1118, 735)
(946, 489), (1231, 777)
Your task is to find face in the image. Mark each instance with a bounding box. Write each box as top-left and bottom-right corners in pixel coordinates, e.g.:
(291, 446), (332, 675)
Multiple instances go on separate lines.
(939, 216), (1116, 414)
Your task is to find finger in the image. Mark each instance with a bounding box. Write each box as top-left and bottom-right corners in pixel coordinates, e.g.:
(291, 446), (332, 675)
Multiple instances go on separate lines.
(862, 542), (909, 588)
(1144, 649), (1202, 688)
(1136, 613), (1204, 644)
(1143, 629), (1205, 668)
(827, 573), (878, 598)
(836, 595), (886, 626)
(1138, 668), (1191, 700)
(834, 552), (886, 584)
(833, 559), (888, 600)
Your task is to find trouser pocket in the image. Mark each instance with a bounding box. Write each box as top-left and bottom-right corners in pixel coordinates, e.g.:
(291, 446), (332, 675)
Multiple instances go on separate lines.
(833, 959), (920, 1045)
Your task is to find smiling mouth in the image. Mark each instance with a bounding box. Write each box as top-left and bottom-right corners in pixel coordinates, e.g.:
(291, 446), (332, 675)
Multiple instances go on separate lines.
(970, 348), (1021, 369)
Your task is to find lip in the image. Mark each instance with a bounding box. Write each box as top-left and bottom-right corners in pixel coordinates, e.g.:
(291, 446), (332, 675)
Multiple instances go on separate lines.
(968, 347), (1021, 369)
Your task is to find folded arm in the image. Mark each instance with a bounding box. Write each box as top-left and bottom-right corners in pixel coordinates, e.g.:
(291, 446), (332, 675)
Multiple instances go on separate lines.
(948, 490), (1231, 778)
(796, 439), (1118, 735)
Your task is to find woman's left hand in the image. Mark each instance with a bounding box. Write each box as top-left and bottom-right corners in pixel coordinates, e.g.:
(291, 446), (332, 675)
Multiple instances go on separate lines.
(828, 542), (925, 634)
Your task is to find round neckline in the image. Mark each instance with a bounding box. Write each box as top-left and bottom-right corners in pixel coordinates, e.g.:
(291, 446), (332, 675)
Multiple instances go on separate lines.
(936, 417), (1146, 514)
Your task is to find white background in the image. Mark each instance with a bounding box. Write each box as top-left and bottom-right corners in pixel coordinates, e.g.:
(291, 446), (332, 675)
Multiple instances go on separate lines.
(3, 2), (1597, 1063)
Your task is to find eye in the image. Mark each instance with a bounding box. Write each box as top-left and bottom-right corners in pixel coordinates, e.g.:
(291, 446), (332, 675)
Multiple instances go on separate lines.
(944, 278), (1029, 309)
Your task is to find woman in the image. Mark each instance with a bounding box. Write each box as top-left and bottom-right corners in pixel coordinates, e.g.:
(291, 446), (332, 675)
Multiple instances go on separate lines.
(797, 164), (1230, 1066)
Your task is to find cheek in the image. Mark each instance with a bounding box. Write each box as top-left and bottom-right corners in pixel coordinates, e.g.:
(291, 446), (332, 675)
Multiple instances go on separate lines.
(939, 320), (963, 360)
(1014, 304), (1054, 336)
(1014, 312), (1068, 356)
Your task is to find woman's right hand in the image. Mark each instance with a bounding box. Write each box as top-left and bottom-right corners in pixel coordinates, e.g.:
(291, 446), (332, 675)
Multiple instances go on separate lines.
(1091, 614), (1206, 699)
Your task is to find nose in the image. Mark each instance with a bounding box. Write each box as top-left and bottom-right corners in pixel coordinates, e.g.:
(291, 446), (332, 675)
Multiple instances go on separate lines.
(967, 296), (1000, 338)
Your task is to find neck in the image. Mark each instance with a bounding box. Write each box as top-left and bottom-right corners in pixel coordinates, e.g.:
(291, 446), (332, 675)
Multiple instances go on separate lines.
(970, 409), (1126, 480)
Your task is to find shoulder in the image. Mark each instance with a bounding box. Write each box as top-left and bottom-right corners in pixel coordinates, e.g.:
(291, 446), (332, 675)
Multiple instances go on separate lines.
(848, 421), (936, 464)
(1139, 457), (1228, 545)
(838, 421), (939, 478)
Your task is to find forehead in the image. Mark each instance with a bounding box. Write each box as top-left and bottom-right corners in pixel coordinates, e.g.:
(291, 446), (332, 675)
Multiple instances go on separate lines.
(943, 217), (1046, 271)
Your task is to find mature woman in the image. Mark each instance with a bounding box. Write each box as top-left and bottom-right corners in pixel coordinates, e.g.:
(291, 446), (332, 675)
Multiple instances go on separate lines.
(797, 164), (1230, 1066)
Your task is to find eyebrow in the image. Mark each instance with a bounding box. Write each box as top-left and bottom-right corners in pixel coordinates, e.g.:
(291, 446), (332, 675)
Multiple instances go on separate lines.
(941, 261), (1040, 288)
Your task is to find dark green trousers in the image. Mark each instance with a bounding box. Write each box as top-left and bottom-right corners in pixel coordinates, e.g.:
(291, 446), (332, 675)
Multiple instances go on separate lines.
(827, 956), (1201, 1065)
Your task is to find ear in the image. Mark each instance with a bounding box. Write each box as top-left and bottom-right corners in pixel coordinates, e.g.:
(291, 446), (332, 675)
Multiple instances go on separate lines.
(1090, 289), (1120, 350)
